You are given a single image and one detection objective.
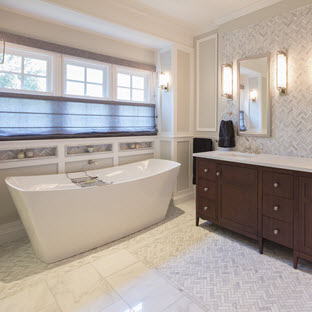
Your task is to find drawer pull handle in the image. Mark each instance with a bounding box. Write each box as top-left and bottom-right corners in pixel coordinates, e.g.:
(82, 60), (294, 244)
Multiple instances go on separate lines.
(273, 229), (279, 235)
(274, 206), (279, 211)
(204, 206), (208, 211)
(216, 172), (221, 176)
(273, 182), (279, 188)
(204, 169), (208, 173)
(204, 187), (209, 192)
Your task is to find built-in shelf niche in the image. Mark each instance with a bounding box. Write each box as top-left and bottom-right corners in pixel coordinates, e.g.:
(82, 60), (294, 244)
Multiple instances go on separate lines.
(66, 144), (113, 156)
(0, 147), (57, 162)
(119, 141), (153, 151)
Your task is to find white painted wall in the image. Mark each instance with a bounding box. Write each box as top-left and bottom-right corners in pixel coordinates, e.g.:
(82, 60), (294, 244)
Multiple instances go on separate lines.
(157, 44), (194, 203)
(0, 8), (156, 65)
(194, 0), (312, 145)
(177, 49), (192, 134)
(0, 8), (158, 239)
(2, 0), (309, 243)
(159, 49), (174, 134)
(196, 34), (218, 133)
(0, 136), (157, 243)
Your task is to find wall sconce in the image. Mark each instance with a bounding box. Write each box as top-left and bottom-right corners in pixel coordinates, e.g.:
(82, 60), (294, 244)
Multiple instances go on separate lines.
(158, 72), (169, 92)
(221, 64), (233, 99)
(249, 89), (257, 103)
(276, 51), (287, 95)
(0, 39), (5, 65)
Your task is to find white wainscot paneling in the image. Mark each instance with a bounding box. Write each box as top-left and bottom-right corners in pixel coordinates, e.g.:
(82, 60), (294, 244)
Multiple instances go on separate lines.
(177, 50), (191, 134)
(158, 136), (194, 204)
(65, 158), (114, 173)
(196, 34), (218, 132)
(159, 140), (172, 161)
(119, 153), (154, 165)
(176, 140), (191, 192)
(0, 136), (156, 243)
(175, 138), (194, 204)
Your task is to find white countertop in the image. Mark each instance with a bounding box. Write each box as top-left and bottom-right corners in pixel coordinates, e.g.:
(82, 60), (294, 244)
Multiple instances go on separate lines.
(193, 151), (312, 173)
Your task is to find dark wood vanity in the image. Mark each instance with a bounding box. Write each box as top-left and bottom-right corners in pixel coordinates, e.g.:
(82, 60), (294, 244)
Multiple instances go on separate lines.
(195, 156), (312, 269)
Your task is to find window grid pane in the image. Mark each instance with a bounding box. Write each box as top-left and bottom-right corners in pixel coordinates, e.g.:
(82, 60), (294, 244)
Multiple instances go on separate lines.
(117, 73), (130, 88)
(0, 73), (21, 89)
(132, 89), (144, 102)
(86, 83), (103, 97)
(0, 54), (22, 73)
(65, 61), (109, 98)
(116, 72), (147, 102)
(24, 57), (47, 76)
(87, 68), (103, 84)
(0, 52), (51, 93)
(66, 80), (85, 96)
(132, 75), (144, 89)
(0, 51), (150, 100)
(23, 75), (47, 92)
(66, 64), (85, 82)
(117, 87), (131, 101)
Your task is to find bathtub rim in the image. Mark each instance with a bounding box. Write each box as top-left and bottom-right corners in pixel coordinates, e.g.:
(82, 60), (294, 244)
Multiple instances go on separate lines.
(5, 158), (181, 192)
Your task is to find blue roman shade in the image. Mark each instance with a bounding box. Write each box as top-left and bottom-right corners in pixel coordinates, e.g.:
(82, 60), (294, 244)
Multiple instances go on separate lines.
(0, 93), (157, 140)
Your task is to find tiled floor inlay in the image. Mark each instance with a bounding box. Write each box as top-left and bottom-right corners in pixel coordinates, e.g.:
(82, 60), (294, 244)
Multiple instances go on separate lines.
(1, 200), (312, 311)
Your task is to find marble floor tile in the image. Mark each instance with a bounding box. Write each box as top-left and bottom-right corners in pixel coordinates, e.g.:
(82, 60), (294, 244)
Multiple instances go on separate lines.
(163, 296), (206, 312)
(106, 262), (183, 312)
(2, 200), (312, 312)
(100, 300), (133, 312)
(92, 250), (139, 278)
(0, 281), (56, 312)
(39, 302), (62, 312)
(46, 264), (120, 312)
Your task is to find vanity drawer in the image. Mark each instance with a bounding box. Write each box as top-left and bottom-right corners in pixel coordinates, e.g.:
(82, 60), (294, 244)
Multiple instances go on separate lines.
(197, 159), (217, 181)
(263, 195), (293, 223)
(263, 171), (294, 199)
(197, 198), (217, 221)
(263, 216), (293, 248)
(197, 179), (217, 200)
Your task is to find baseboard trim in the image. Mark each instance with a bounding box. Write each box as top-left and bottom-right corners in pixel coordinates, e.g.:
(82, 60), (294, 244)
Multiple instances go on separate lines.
(173, 189), (195, 205)
(0, 220), (26, 244)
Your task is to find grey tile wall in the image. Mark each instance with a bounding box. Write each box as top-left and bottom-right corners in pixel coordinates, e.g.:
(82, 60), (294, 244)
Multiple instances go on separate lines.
(220, 4), (312, 157)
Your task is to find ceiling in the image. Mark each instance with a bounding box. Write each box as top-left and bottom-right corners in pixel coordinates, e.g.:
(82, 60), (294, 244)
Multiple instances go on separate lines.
(114, 0), (282, 34)
(0, 0), (282, 48)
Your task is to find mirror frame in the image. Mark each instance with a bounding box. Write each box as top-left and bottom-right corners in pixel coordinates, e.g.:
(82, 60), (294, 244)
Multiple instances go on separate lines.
(237, 53), (271, 137)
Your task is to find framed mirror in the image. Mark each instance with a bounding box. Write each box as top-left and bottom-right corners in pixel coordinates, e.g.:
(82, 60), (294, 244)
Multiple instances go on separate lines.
(237, 53), (271, 137)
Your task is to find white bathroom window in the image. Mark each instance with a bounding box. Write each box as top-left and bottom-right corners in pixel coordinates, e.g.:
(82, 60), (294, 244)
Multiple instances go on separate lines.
(116, 68), (150, 103)
(63, 57), (110, 99)
(0, 46), (53, 94)
(0, 43), (156, 140)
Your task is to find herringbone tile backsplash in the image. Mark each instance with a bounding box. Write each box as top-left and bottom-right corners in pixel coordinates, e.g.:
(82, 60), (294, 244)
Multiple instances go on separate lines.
(220, 4), (312, 158)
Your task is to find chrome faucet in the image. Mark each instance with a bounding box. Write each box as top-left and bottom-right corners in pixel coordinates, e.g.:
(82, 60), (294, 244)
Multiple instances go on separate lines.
(242, 144), (253, 154)
(255, 143), (263, 155)
(88, 160), (98, 166)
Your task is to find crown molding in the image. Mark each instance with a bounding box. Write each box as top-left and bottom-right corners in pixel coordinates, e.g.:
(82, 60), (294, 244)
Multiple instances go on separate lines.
(195, 0), (282, 36)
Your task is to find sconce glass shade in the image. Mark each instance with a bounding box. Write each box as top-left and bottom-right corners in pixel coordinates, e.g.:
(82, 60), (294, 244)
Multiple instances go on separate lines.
(158, 72), (169, 91)
(276, 51), (287, 95)
(249, 89), (257, 102)
(221, 64), (233, 99)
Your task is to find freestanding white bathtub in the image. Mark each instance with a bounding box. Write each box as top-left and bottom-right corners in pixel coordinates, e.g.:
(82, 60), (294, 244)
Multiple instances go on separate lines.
(6, 159), (180, 263)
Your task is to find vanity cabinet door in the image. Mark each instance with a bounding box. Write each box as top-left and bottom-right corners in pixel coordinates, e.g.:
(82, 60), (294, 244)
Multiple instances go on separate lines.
(298, 177), (312, 255)
(218, 164), (258, 235)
